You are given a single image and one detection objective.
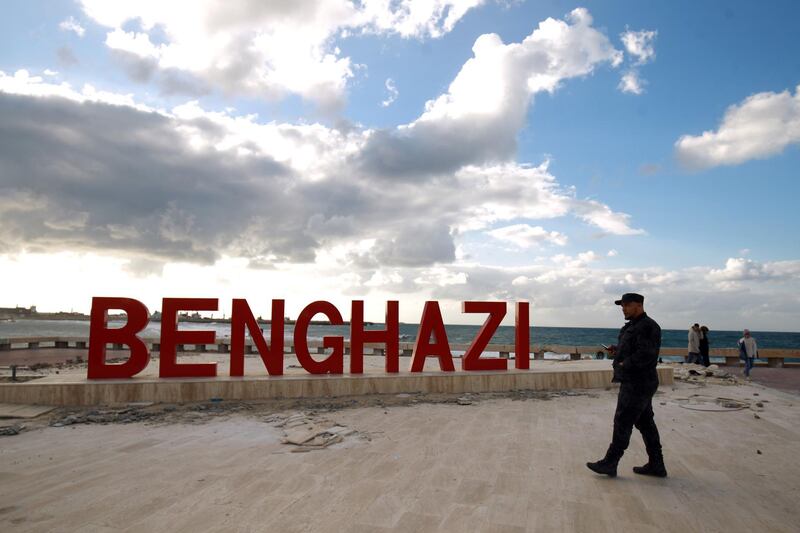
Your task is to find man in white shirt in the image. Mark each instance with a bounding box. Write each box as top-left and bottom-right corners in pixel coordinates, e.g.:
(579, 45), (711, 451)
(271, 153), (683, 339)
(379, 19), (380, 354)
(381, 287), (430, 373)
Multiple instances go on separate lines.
(738, 329), (758, 379)
(687, 324), (701, 364)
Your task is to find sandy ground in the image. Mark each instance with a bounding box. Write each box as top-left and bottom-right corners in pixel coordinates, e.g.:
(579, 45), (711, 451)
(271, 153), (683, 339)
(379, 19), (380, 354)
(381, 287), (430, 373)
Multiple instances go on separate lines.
(1, 376), (799, 532)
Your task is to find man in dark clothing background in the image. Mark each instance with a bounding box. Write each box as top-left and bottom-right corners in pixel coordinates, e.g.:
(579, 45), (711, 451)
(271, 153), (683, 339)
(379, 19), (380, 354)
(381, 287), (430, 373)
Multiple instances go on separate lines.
(587, 293), (667, 478)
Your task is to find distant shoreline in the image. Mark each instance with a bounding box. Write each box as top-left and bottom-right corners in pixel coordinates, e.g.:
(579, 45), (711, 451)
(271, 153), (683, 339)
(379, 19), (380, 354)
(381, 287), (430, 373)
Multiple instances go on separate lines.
(0, 315), (359, 326)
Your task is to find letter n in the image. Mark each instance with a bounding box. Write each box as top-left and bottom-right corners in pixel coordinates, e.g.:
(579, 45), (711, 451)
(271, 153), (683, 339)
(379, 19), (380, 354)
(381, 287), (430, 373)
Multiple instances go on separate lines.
(230, 299), (284, 376)
(88, 297), (150, 379)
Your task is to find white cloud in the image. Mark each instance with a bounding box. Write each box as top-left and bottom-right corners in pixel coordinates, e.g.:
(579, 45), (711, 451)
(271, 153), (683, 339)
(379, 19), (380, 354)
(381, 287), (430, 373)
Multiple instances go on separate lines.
(362, 0), (486, 38)
(358, 8), (623, 178)
(620, 28), (657, 64)
(708, 257), (770, 282)
(381, 78), (398, 107)
(0, 70), (146, 110)
(607, 249), (618, 257)
(79, 0), (485, 108)
(675, 85), (800, 170)
(487, 224), (567, 248)
(617, 28), (656, 96)
(59, 16), (86, 37)
(571, 199), (644, 236)
(618, 70), (644, 95)
(0, 62), (644, 271)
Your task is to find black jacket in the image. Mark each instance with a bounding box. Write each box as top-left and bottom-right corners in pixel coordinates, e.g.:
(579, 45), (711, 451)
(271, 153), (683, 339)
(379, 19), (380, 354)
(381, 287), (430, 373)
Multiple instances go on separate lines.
(612, 312), (661, 385)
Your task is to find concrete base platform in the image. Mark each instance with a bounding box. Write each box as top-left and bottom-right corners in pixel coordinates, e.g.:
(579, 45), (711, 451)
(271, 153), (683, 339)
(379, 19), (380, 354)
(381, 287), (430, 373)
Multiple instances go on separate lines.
(0, 360), (673, 406)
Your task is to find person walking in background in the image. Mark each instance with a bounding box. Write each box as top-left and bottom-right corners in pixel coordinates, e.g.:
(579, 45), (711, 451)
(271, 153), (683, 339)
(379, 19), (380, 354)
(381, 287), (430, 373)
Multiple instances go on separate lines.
(687, 323), (701, 364)
(699, 326), (710, 367)
(587, 293), (667, 478)
(739, 329), (758, 379)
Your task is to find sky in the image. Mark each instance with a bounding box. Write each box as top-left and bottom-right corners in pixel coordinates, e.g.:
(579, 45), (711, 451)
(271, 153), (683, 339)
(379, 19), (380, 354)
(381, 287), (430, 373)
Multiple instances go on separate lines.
(0, 0), (799, 330)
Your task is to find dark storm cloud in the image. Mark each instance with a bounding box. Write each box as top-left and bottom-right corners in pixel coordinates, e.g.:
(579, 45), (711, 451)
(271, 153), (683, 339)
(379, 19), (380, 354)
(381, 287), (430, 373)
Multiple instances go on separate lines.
(0, 92), (315, 264)
(355, 115), (520, 180)
(0, 92), (465, 268)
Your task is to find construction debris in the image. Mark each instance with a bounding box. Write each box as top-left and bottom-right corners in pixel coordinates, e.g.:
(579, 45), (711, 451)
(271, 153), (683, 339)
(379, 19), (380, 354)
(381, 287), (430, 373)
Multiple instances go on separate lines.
(265, 412), (362, 452)
(671, 363), (741, 385)
(0, 423), (25, 436)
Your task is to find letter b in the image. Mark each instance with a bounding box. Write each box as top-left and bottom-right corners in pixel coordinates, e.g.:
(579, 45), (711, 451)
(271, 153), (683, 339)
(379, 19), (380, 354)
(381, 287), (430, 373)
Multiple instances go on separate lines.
(88, 297), (150, 379)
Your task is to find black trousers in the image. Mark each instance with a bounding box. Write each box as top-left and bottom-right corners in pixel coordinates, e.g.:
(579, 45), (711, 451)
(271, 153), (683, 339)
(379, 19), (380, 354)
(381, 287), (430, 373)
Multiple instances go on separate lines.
(606, 381), (662, 461)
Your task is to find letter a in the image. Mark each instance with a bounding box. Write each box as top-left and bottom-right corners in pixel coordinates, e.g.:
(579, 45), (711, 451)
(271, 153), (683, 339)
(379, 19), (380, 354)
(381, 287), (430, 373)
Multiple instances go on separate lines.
(410, 301), (454, 372)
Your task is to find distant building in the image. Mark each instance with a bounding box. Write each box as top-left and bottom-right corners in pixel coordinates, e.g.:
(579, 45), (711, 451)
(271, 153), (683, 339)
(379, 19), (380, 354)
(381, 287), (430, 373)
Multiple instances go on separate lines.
(0, 305), (37, 319)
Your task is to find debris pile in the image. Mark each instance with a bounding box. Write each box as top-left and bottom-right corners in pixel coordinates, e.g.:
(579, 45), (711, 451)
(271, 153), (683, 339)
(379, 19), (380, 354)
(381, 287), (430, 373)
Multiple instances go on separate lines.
(49, 407), (157, 427)
(265, 412), (362, 452)
(672, 393), (769, 414)
(671, 363), (740, 385)
(0, 423), (25, 436)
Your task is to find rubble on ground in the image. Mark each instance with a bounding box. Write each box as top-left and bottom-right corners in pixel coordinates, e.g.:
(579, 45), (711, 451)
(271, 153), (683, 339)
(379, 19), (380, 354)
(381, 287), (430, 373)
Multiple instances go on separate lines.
(670, 363), (741, 385)
(264, 412), (364, 452)
(0, 423), (25, 436)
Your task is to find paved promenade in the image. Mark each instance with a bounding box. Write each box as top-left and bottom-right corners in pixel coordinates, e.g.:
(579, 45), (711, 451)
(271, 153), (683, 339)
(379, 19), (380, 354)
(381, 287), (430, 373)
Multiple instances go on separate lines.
(1, 377), (798, 532)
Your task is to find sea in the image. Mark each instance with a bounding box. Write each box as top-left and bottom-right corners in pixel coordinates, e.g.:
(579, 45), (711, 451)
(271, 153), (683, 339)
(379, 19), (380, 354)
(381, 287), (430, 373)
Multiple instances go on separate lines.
(3, 319), (799, 353)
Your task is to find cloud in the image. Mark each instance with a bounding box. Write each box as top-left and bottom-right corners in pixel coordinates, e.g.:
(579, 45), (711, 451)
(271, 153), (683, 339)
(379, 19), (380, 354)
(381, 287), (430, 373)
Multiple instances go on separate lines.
(381, 78), (398, 107)
(79, 0), (485, 108)
(571, 199), (645, 236)
(413, 257), (800, 329)
(487, 224), (567, 248)
(57, 46), (78, 66)
(357, 8), (623, 178)
(618, 70), (644, 95)
(620, 28), (657, 64)
(617, 28), (656, 96)
(638, 163), (661, 176)
(59, 16), (86, 37)
(0, 8), (643, 270)
(0, 72), (642, 270)
(675, 85), (800, 170)
(362, 0), (486, 39)
(706, 257), (798, 283)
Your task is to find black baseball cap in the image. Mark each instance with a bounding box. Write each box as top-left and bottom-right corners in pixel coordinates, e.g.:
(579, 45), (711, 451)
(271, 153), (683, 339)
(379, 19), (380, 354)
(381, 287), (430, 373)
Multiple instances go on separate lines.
(615, 293), (644, 305)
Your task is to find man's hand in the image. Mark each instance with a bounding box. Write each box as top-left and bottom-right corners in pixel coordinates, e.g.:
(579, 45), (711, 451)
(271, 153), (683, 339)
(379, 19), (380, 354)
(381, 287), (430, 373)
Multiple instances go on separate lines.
(606, 344), (617, 354)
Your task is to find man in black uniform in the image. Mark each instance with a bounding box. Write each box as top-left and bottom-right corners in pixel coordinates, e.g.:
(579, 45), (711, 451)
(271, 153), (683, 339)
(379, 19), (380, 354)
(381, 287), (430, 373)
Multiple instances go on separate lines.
(587, 293), (667, 478)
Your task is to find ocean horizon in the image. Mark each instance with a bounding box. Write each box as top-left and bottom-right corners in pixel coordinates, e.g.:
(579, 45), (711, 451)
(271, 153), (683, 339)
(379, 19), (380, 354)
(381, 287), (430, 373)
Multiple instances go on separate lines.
(3, 319), (799, 351)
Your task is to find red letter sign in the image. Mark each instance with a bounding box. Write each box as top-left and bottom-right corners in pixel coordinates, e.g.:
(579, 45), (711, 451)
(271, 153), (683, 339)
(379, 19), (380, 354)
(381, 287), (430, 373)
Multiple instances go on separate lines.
(230, 299), (284, 376)
(88, 297), (150, 379)
(350, 300), (399, 374)
(410, 301), (454, 372)
(159, 298), (218, 378)
(294, 301), (344, 374)
(515, 301), (530, 370)
(462, 301), (507, 371)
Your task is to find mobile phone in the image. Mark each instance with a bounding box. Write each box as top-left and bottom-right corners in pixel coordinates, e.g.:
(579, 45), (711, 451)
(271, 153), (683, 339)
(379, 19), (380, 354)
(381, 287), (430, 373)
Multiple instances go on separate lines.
(601, 344), (611, 350)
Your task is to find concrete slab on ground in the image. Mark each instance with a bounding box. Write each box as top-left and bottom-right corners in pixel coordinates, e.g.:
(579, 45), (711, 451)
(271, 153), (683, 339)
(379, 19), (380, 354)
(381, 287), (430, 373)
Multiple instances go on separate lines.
(0, 358), (673, 406)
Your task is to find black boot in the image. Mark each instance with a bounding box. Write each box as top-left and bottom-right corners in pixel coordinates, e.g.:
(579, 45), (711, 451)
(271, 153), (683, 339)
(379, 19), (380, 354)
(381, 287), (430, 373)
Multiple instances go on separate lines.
(586, 457), (618, 477)
(633, 456), (667, 478)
